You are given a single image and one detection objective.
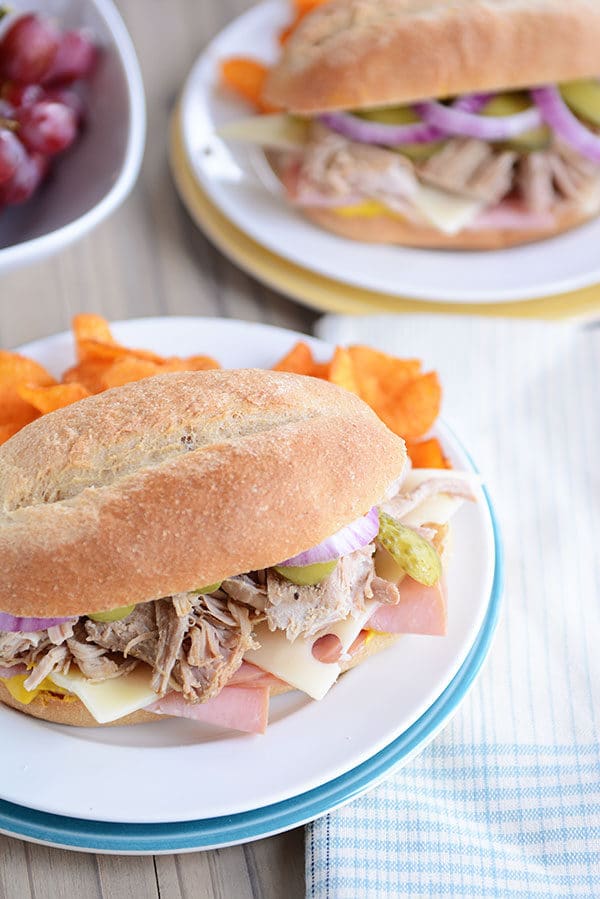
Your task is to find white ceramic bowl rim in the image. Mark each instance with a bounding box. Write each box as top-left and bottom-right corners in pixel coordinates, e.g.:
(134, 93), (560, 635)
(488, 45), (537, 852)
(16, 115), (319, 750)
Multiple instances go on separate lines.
(0, 0), (146, 271)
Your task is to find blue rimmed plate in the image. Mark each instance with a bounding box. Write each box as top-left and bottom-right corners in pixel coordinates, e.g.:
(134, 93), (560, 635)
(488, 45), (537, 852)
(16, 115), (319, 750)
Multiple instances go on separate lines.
(0, 318), (502, 850)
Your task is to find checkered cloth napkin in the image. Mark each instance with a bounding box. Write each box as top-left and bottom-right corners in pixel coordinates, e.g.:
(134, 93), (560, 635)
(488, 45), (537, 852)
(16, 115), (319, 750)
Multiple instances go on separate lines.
(307, 315), (600, 899)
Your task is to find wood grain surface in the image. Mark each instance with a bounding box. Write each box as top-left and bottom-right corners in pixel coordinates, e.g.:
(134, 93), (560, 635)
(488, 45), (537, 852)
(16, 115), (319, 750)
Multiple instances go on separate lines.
(0, 1), (313, 896)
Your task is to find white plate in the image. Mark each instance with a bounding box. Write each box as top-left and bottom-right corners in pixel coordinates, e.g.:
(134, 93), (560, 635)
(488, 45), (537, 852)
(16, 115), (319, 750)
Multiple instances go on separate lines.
(0, 317), (495, 824)
(180, 0), (600, 304)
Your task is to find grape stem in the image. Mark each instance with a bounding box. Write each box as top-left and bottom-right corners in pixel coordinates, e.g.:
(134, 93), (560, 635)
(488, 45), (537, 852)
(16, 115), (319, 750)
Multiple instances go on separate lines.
(0, 117), (18, 132)
(0, 7), (11, 22)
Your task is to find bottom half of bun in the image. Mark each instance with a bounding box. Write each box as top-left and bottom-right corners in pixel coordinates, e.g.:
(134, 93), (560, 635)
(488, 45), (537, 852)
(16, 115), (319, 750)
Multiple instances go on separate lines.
(300, 200), (598, 250)
(0, 632), (400, 729)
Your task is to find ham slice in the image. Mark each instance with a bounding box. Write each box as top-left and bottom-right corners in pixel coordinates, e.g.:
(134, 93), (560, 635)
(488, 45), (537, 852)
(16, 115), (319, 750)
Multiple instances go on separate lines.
(470, 201), (555, 231)
(148, 686), (270, 735)
(368, 577), (447, 636)
(227, 661), (287, 690)
(312, 634), (343, 663)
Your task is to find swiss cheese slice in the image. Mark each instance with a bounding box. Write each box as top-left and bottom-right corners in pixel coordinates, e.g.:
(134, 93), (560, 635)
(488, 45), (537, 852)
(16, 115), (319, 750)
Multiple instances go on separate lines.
(244, 601), (378, 700)
(50, 665), (157, 725)
(399, 469), (480, 528)
(218, 114), (309, 150)
(411, 184), (482, 235)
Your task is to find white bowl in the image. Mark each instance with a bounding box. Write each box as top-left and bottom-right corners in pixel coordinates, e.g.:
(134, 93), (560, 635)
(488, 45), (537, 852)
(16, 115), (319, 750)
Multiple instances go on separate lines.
(0, 0), (146, 271)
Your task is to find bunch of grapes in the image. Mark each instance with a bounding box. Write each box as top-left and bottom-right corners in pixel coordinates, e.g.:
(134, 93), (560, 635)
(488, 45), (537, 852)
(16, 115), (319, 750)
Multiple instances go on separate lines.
(0, 12), (97, 208)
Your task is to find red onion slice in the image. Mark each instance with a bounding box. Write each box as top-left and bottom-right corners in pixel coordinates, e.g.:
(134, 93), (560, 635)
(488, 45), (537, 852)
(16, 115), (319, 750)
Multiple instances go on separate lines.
(414, 100), (543, 140)
(531, 85), (600, 163)
(319, 111), (443, 146)
(451, 93), (494, 114)
(0, 611), (75, 633)
(280, 507), (380, 567)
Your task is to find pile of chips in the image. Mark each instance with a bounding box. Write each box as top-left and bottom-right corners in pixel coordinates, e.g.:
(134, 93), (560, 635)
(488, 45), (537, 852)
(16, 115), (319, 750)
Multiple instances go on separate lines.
(0, 314), (448, 468)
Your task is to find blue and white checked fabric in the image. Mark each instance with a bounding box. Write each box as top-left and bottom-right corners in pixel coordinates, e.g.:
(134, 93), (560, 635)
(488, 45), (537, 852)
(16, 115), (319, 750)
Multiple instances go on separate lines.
(309, 316), (600, 899)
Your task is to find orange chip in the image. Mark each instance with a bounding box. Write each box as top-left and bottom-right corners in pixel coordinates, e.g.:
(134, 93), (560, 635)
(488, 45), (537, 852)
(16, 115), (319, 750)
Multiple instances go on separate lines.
(272, 341), (316, 376)
(77, 338), (166, 365)
(62, 358), (113, 394)
(220, 58), (277, 113)
(348, 346), (422, 405)
(73, 314), (117, 362)
(17, 383), (90, 414)
(157, 355), (221, 373)
(326, 347), (359, 394)
(0, 350), (56, 387)
(293, 0), (329, 13)
(99, 358), (163, 390)
(377, 372), (442, 441)
(407, 437), (450, 470)
(0, 391), (39, 442)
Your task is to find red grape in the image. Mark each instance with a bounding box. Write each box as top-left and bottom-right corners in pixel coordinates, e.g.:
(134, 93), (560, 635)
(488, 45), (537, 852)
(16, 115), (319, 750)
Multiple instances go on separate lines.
(42, 29), (97, 85)
(0, 15), (60, 84)
(44, 87), (85, 124)
(0, 130), (26, 184)
(1, 83), (44, 109)
(17, 101), (77, 155)
(0, 152), (47, 204)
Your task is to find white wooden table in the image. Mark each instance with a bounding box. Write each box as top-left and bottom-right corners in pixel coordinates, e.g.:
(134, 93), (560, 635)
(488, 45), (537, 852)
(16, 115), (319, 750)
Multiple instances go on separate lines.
(0, 2), (313, 895)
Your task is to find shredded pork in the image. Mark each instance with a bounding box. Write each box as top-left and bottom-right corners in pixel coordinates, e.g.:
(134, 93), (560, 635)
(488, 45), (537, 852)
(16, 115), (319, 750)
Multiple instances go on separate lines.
(287, 124), (600, 218)
(265, 545), (376, 641)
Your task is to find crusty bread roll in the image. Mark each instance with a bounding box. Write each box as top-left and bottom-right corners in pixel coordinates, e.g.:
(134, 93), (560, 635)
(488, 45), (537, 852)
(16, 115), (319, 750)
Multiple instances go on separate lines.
(0, 633), (401, 728)
(299, 197), (600, 249)
(265, 0), (600, 114)
(0, 369), (407, 618)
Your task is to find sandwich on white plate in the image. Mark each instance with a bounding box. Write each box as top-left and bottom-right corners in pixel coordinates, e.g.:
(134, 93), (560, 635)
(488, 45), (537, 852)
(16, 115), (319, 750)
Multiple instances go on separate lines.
(220, 0), (600, 249)
(0, 369), (476, 735)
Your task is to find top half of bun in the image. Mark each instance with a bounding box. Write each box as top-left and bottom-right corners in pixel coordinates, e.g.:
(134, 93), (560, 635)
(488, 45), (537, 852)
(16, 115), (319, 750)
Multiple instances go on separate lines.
(0, 369), (407, 618)
(264, 0), (600, 114)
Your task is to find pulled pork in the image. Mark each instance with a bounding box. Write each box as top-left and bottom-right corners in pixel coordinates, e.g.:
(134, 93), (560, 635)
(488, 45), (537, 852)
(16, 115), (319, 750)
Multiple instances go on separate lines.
(0, 592), (259, 704)
(264, 545), (378, 641)
(288, 124), (600, 216)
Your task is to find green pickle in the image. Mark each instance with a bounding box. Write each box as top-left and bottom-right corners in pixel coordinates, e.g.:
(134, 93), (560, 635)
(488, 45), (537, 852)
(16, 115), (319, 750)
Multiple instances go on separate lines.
(192, 582), (222, 595)
(560, 80), (600, 127)
(88, 605), (135, 623)
(356, 106), (445, 160)
(377, 512), (442, 587)
(274, 560), (338, 586)
(481, 92), (551, 151)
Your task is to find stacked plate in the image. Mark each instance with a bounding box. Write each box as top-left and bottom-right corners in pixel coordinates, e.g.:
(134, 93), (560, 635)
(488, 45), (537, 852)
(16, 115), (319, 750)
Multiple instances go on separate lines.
(0, 317), (502, 854)
(171, 0), (600, 317)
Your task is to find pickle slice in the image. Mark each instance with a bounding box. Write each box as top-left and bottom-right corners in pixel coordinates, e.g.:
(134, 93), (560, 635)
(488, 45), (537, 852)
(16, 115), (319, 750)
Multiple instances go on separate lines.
(88, 605), (135, 623)
(356, 106), (445, 160)
(192, 582), (222, 595)
(560, 80), (600, 127)
(482, 92), (551, 151)
(377, 512), (442, 587)
(274, 560), (338, 586)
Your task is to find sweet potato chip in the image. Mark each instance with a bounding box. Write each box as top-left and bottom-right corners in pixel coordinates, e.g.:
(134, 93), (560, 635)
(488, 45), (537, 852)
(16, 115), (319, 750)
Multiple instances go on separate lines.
(0, 350), (56, 387)
(157, 356), (221, 373)
(99, 358), (163, 390)
(272, 341), (316, 376)
(73, 313), (117, 356)
(407, 438), (450, 470)
(17, 383), (90, 414)
(62, 358), (113, 394)
(220, 58), (277, 113)
(377, 372), (442, 441)
(77, 338), (166, 365)
(348, 346), (422, 405)
(326, 347), (359, 394)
